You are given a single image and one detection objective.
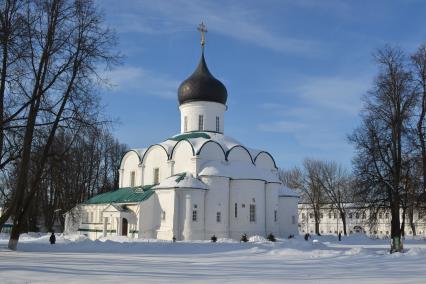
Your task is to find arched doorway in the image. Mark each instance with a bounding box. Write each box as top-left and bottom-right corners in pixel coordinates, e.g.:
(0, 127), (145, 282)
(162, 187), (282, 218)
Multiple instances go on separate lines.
(122, 218), (128, 236)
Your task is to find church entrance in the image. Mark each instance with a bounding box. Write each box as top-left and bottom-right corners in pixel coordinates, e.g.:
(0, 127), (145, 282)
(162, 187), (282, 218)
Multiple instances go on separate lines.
(122, 218), (128, 236)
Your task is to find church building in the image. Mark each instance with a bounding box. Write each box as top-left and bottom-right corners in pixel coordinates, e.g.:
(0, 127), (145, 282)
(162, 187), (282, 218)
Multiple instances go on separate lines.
(65, 23), (299, 241)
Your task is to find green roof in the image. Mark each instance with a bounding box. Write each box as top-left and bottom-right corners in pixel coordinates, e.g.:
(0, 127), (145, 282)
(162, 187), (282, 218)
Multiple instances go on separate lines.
(168, 132), (211, 141)
(84, 185), (155, 205)
(174, 172), (187, 183)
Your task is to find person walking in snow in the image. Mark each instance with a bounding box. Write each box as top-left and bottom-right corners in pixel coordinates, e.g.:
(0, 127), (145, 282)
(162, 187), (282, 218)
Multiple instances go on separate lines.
(338, 232), (342, 241)
(49, 232), (56, 245)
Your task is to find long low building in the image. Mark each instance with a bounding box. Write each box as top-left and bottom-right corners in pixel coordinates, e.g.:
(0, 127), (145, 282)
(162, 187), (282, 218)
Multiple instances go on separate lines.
(298, 203), (426, 238)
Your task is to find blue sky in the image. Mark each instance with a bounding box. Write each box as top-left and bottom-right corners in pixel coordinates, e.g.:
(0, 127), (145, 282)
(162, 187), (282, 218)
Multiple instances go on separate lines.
(97, 0), (426, 170)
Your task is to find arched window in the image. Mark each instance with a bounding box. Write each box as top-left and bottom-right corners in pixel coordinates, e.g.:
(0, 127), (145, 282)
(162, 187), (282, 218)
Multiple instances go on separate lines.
(198, 115), (204, 131)
(130, 171), (135, 187)
(216, 116), (219, 132)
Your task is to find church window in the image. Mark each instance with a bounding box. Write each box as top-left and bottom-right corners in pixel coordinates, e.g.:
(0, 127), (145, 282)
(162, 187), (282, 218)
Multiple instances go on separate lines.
(309, 213), (313, 219)
(328, 213), (332, 219)
(356, 213), (360, 219)
(194, 204), (197, 209)
(385, 212), (389, 219)
(334, 213), (337, 219)
(419, 212), (423, 219)
(192, 210), (198, 222)
(216, 212), (221, 223)
(198, 115), (204, 130)
(234, 203), (237, 218)
(292, 215), (296, 225)
(349, 213), (353, 219)
(274, 210), (277, 222)
(153, 168), (159, 184)
(130, 171), (135, 187)
(379, 213), (383, 219)
(249, 204), (256, 222)
(184, 116), (188, 132)
(362, 213), (366, 219)
(216, 116), (219, 132)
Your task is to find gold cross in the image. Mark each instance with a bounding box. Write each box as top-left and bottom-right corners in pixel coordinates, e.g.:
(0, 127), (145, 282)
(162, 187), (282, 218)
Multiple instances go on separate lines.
(197, 21), (207, 47)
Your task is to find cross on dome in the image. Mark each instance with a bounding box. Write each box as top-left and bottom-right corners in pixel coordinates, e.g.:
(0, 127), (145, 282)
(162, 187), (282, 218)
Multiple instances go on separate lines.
(197, 21), (207, 49)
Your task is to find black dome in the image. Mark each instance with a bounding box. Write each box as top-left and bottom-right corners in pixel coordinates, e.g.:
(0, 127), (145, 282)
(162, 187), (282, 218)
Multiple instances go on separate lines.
(178, 53), (228, 105)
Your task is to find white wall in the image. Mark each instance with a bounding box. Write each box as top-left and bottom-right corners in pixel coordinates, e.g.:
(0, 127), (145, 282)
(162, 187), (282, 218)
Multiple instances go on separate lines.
(229, 179), (266, 239)
(176, 189), (206, 240)
(227, 146), (253, 163)
(265, 183), (279, 236)
(171, 140), (195, 175)
(254, 153), (276, 170)
(179, 101), (226, 133)
(119, 151), (141, 188)
(278, 196), (299, 237)
(142, 146), (169, 185)
(154, 190), (176, 240)
(197, 141), (226, 162)
(201, 176), (230, 238)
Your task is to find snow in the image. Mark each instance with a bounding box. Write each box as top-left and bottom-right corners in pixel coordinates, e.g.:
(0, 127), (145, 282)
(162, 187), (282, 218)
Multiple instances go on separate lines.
(153, 172), (209, 190)
(279, 186), (299, 197)
(199, 160), (281, 182)
(2, 233), (426, 283)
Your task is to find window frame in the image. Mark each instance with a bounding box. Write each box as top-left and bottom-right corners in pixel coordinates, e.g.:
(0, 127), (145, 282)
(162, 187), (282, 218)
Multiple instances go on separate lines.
(153, 168), (160, 184)
(192, 210), (198, 222)
(215, 116), (220, 132)
(249, 204), (256, 223)
(198, 115), (204, 131)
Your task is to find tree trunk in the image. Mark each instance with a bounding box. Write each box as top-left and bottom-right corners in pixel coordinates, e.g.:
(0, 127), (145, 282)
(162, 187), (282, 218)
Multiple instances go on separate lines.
(340, 212), (347, 235)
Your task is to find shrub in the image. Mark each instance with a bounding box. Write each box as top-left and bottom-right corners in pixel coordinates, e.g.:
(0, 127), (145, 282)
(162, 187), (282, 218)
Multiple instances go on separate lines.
(240, 233), (248, 243)
(211, 235), (217, 242)
(267, 233), (276, 242)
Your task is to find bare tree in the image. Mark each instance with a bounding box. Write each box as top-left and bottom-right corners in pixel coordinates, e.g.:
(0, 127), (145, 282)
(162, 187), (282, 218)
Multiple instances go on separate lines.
(317, 161), (352, 235)
(349, 46), (416, 252)
(0, 0), (119, 250)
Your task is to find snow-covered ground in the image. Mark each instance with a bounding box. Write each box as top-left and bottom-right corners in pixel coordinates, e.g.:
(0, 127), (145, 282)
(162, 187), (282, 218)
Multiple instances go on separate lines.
(1, 233), (426, 283)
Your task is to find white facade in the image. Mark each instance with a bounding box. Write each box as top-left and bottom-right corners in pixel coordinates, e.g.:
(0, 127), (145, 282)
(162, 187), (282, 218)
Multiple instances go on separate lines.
(298, 204), (426, 238)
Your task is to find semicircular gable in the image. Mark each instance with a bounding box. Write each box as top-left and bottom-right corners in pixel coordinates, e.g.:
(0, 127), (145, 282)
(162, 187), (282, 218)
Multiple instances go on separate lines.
(196, 140), (226, 160)
(170, 139), (195, 160)
(142, 144), (169, 185)
(225, 145), (254, 163)
(120, 150), (142, 169)
(254, 151), (277, 169)
(141, 144), (169, 164)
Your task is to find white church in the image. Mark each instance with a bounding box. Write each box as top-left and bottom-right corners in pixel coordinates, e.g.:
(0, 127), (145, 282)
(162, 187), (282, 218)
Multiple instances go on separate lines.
(65, 24), (299, 241)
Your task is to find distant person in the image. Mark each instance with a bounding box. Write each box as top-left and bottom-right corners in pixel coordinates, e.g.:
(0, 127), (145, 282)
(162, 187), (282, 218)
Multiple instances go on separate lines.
(304, 233), (309, 241)
(338, 232), (342, 241)
(49, 232), (56, 245)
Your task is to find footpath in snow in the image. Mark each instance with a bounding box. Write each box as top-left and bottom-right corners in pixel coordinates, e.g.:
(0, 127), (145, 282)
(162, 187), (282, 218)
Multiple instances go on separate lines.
(1, 233), (426, 283)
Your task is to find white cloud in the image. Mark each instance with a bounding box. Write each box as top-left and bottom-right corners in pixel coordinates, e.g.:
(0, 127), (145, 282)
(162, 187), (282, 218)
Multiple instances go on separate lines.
(104, 0), (321, 55)
(294, 76), (368, 115)
(257, 74), (368, 154)
(102, 66), (180, 99)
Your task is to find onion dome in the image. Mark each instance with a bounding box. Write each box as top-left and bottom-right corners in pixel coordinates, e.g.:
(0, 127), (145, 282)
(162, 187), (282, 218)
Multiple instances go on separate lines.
(178, 52), (228, 105)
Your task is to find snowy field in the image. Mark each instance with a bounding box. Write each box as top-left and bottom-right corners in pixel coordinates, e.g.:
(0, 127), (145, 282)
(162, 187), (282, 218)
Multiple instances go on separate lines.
(1, 233), (426, 283)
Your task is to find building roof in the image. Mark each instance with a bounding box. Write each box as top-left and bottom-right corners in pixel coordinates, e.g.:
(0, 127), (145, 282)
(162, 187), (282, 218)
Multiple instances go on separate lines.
(177, 52), (228, 105)
(153, 172), (209, 190)
(278, 186), (300, 198)
(84, 185), (155, 205)
(198, 160), (280, 183)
